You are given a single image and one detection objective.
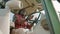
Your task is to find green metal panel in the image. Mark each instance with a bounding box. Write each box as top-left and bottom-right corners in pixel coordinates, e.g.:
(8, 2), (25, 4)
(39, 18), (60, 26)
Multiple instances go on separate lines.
(41, 0), (60, 34)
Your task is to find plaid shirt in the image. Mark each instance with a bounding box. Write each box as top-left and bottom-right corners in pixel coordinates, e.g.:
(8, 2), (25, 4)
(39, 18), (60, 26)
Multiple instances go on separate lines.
(15, 14), (32, 29)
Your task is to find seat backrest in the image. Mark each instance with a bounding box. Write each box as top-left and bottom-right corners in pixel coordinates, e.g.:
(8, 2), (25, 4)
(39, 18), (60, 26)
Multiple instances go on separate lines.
(0, 9), (10, 34)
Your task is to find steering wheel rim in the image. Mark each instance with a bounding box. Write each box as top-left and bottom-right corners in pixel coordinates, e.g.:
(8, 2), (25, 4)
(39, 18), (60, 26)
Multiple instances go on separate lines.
(26, 11), (41, 24)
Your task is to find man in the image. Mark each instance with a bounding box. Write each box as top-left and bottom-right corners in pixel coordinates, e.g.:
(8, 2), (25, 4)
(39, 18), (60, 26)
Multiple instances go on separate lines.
(5, 0), (26, 34)
(11, 10), (34, 34)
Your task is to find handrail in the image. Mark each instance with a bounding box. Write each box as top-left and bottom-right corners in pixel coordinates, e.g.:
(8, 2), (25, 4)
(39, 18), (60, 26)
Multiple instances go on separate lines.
(41, 0), (60, 34)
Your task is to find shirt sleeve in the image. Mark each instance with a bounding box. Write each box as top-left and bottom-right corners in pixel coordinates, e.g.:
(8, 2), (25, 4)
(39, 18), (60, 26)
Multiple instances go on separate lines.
(27, 23), (33, 29)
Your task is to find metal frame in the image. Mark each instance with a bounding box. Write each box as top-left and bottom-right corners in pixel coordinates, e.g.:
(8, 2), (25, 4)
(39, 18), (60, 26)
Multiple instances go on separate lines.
(41, 0), (60, 34)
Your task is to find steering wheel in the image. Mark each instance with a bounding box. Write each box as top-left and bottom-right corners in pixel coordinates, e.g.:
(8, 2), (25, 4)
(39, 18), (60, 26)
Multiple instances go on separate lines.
(26, 11), (41, 24)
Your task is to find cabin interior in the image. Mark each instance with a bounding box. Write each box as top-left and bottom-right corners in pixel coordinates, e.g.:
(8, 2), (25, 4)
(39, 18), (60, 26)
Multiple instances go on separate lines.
(0, 0), (60, 34)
